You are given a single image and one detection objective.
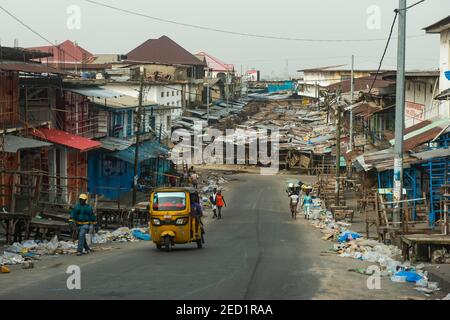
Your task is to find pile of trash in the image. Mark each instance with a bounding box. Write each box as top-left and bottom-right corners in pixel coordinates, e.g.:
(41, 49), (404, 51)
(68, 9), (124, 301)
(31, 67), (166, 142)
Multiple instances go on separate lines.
(309, 196), (443, 296)
(92, 227), (150, 244)
(0, 227), (151, 267)
(431, 248), (450, 264)
(0, 236), (78, 267)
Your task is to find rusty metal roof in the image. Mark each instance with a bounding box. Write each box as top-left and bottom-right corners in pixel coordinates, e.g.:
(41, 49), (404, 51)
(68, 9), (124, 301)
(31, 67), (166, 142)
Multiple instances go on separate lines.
(0, 46), (52, 61)
(390, 118), (450, 151)
(327, 76), (395, 94)
(403, 127), (443, 151)
(351, 102), (382, 119)
(0, 61), (65, 74)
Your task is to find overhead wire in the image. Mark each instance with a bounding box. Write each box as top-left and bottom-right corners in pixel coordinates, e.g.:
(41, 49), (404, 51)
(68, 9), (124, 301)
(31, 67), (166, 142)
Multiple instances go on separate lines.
(83, 0), (426, 43)
(367, 11), (398, 95)
(0, 4), (82, 63)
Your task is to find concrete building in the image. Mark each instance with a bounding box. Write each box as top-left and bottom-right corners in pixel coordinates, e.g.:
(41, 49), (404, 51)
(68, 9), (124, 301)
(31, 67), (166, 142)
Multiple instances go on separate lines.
(195, 51), (235, 79)
(381, 71), (440, 127)
(296, 65), (389, 99)
(425, 15), (450, 118)
(103, 83), (183, 139)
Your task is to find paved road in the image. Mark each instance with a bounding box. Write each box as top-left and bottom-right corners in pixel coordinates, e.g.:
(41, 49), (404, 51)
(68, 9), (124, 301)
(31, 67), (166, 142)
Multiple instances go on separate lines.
(0, 174), (430, 300)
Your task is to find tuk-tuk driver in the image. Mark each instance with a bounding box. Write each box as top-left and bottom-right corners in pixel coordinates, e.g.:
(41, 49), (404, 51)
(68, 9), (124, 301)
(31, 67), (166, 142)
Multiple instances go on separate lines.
(190, 193), (203, 238)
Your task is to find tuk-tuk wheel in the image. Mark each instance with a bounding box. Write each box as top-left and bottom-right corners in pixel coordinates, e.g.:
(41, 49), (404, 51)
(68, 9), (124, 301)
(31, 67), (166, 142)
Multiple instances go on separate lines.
(196, 239), (203, 249)
(156, 244), (162, 250)
(164, 236), (172, 252)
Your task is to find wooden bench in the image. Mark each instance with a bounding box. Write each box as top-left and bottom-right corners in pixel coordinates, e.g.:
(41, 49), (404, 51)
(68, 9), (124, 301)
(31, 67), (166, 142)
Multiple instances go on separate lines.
(401, 234), (450, 262)
(28, 218), (71, 241)
(0, 212), (31, 244)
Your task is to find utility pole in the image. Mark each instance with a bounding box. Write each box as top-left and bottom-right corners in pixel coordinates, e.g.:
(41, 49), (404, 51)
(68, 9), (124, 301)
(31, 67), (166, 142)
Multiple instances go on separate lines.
(132, 71), (144, 206)
(393, 0), (407, 224)
(335, 94), (342, 206)
(206, 80), (210, 124)
(315, 81), (319, 111)
(349, 54), (355, 150)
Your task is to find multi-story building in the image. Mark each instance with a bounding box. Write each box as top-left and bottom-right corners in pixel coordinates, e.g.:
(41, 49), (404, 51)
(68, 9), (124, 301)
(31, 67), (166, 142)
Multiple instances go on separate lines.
(425, 15), (450, 119)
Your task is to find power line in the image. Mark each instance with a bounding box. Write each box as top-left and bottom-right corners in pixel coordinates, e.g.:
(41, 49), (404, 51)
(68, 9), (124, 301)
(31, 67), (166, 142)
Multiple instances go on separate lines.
(404, 0), (426, 10)
(367, 11), (398, 95)
(367, 1), (427, 95)
(0, 4), (82, 63)
(83, 0), (426, 43)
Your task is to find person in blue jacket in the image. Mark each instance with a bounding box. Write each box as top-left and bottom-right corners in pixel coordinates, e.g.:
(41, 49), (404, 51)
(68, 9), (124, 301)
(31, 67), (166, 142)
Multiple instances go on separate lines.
(70, 194), (97, 256)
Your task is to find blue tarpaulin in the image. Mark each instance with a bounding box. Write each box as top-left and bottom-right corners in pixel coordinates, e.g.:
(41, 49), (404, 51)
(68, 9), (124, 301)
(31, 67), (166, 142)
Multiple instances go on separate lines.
(111, 140), (169, 164)
(395, 271), (423, 283)
(132, 229), (151, 241)
(267, 81), (295, 93)
(338, 231), (361, 242)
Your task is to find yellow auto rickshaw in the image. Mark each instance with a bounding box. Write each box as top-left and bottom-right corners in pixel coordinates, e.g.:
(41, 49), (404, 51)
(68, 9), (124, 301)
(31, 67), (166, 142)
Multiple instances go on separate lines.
(149, 187), (204, 252)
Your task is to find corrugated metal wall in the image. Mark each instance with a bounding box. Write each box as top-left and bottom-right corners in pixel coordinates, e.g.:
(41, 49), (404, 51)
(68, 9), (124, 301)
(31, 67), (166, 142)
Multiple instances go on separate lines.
(0, 70), (19, 126)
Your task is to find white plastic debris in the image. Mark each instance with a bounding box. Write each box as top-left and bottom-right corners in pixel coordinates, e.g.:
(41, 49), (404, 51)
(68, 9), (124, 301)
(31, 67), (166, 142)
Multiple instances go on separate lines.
(390, 275), (407, 283)
(1, 252), (25, 265)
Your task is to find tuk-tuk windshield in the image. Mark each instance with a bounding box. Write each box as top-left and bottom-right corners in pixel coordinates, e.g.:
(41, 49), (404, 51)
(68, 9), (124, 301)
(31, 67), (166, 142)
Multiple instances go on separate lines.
(152, 192), (187, 211)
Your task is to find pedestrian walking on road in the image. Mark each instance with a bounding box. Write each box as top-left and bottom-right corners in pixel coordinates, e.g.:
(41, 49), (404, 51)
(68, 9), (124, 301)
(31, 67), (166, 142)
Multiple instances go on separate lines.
(70, 194), (97, 256)
(302, 189), (313, 220)
(182, 168), (189, 186)
(190, 171), (199, 189)
(210, 188), (218, 219)
(289, 192), (299, 219)
(216, 190), (226, 219)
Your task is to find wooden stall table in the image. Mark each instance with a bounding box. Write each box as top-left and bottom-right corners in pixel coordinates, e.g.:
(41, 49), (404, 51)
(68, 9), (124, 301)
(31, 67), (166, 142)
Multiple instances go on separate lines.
(0, 212), (31, 244)
(28, 218), (70, 241)
(96, 205), (131, 229)
(401, 234), (450, 262)
(132, 202), (150, 227)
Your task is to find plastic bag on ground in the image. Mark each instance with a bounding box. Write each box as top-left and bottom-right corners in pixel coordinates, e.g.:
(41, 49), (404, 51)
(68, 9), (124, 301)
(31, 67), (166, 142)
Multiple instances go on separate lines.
(2, 252), (25, 265)
(22, 240), (38, 250)
(132, 229), (151, 241)
(338, 231), (361, 243)
(391, 275), (407, 283)
(5, 243), (23, 254)
(395, 270), (423, 283)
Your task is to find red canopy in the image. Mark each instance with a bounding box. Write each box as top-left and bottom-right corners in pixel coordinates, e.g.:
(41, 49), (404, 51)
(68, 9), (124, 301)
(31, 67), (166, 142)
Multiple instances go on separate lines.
(31, 128), (101, 152)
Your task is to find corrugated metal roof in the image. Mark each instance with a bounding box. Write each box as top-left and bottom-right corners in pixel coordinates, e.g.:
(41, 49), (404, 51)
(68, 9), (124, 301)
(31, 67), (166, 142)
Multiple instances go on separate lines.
(28, 40), (93, 64)
(90, 95), (157, 109)
(435, 88), (450, 100)
(354, 148), (415, 172)
(390, 118), (450, 151)
(0, 46), (51, 60)
(31, 128), (101, 152)
(3, 135), (52, 153)
(98, 137), (134, 152)
(0, 61), (65, 74)
(411, 147), (450, 160)
(195, 52), (234, 72)
(327, 76), (395, 94)
(65, 87), (123, 98)
(110, 140), (169, 164)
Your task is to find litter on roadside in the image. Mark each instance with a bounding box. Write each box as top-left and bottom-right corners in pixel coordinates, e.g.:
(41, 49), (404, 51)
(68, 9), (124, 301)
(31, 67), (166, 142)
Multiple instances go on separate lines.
(0, 226), (152, 267)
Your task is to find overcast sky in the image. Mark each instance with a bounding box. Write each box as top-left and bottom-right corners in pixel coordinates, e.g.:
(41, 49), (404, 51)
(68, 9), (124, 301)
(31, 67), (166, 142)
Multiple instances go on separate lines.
(0, 0), (448, 79)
